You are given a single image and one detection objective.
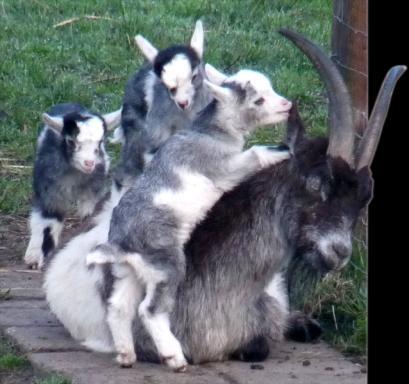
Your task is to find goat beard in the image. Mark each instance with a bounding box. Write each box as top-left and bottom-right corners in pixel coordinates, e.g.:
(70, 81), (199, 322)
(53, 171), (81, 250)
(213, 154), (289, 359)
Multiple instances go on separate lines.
(286, 254), (323, 312)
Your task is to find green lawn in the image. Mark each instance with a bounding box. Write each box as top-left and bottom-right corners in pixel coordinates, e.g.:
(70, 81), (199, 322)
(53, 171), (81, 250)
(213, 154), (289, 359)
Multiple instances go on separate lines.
(0, 333), (70, 383)
(0, 0), (331, 212)
(0, 0), (366, 359)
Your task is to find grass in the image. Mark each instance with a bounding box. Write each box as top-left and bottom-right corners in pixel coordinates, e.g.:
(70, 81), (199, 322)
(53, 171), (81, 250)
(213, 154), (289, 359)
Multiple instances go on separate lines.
(0, 333), (71, 383)
(0, 334), (29, 371)
(298, 228), (368, 358)
(0, 0), (367, 360)
(35, 376), (71, 384)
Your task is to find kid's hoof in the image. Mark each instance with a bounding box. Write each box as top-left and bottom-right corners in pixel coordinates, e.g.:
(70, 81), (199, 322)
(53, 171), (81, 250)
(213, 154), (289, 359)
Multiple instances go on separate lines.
(174, 364), (188, 373)
(116, 352), (136, 368)
(285, 311), (322, 343)
(24, 249), (43, 270)
(162, 355), (188, 372)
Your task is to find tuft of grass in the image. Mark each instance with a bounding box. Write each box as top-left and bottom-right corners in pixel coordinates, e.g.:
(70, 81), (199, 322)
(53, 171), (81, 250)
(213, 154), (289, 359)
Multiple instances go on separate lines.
(0, 352), (28, 370)
(0, 334), (71, 383)
(0, 334), (29, 370)
(35, 375), (72, 384)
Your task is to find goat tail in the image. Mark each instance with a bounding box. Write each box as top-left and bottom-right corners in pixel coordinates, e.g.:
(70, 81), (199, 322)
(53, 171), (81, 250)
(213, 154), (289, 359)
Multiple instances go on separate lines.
(86, 243), (122, 266)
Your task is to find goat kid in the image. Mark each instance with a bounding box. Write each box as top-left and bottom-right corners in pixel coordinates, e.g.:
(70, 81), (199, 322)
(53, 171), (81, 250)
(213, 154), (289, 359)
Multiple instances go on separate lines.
(113, 20), (213, 190)
(24, 103), (121, 269)
(86, 66), (292, 371)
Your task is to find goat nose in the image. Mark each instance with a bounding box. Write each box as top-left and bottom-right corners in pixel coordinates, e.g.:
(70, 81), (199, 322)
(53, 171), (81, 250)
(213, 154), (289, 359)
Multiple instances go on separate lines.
(281, 99), (291, 107)
(332, 243), (350, 260)
(178, 101), (188, 109)
(84, 160), (95, 168)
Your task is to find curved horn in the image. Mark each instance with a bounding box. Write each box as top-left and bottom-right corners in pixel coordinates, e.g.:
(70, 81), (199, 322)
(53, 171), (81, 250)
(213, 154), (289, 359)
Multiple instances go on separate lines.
(279, 28), (354, 167)
(356, 65), (406, 170)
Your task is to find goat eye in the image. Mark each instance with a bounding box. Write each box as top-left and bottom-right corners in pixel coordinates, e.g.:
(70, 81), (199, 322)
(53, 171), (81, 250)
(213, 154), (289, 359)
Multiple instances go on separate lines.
(254, 97), (265, 106)
(191, 74), (198, 83)
(66, 138), (75, 147)
(169, 87), (177, 95)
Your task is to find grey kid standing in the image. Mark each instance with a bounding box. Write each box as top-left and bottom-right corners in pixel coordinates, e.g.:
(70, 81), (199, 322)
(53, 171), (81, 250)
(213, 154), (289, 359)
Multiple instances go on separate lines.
(113, 20), (212, 190)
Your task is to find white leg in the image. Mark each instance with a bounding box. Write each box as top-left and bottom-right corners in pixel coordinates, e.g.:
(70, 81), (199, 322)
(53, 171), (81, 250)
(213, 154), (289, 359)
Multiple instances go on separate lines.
(138, 283), (188, 372)
(107, 267), (141, 367)
(264, 273), (289, 316)
(24, 210), (63, 269)
(217, 146), (290, 191)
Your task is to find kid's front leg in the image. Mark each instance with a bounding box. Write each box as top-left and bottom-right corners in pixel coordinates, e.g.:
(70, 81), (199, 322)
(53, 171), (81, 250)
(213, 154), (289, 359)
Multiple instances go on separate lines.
(24, 209), (63, 269)
(220, 145), (290, 190)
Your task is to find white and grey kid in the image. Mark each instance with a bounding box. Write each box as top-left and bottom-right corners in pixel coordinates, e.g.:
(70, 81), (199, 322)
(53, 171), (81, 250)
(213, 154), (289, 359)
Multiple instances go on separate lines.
(87, 65), (292, 372)
(24, 103), (121, 269)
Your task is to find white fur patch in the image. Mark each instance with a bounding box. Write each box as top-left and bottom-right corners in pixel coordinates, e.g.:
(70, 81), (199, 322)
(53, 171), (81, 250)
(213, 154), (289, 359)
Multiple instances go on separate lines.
(316, 231), (352, 268)
(143, 152), (154, 165)
(264, 273), (289, 315)
(144, 70), (157, 109)
(228, 70), (273, 93)
(161, 54), (195, 107)
(162, 54), (193, 88)
(37, 128), (49, 147)
(72, 117), (107, 173)
(76, 117), (105, 142)
(153, 167), (221, 244)
(44, 195), (120, 353)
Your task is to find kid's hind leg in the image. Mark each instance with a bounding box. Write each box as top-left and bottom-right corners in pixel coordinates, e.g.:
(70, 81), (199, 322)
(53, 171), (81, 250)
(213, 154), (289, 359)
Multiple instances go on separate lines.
(106, 265), (142, 367)
(128, 255), (187, 372)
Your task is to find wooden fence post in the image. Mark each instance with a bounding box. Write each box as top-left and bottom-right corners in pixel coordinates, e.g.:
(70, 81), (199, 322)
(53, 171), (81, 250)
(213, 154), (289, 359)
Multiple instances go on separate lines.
(332, 0), (368, 243)
(332, 0), (368, 137)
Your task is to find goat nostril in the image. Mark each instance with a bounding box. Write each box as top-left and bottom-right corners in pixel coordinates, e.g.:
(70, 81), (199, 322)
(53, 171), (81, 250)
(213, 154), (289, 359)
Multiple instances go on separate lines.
(178, 101), (188, 109)
(332, 243), (350, 260)
(84, 160), (95, 168)
(281, 99), (290, 107)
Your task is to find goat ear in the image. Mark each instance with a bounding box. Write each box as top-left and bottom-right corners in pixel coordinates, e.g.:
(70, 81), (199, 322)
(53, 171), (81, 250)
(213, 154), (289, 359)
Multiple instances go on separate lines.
(103, 108), (122, 131)
(285, 102), (306, 155)
(203, 79), (232, 103)
(190, 20), (204, 58)
(42, 113), (64, 133)
(135, 35), (158, 63)
(205, 64), (228, 85)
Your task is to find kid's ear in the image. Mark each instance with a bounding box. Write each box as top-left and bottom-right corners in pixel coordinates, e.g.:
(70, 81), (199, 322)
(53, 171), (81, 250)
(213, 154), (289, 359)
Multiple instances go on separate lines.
(205, 63), (228, 85)
(190, 20), (204, 58)
(203, 79), (232, 103)
(135, 35), (159, 63)
(102, 108), (122, 131)
(42, 113), (64, 133)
